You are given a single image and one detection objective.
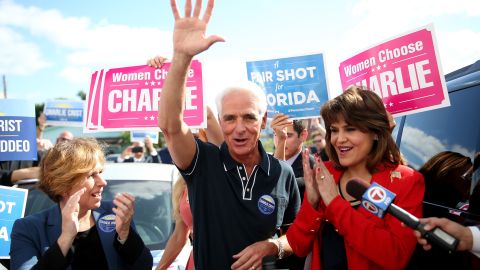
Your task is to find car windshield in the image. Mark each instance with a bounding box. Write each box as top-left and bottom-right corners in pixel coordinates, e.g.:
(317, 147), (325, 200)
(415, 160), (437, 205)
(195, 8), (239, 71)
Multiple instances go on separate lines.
(23, 179), (173, 251)
(103, 179), (173, 250)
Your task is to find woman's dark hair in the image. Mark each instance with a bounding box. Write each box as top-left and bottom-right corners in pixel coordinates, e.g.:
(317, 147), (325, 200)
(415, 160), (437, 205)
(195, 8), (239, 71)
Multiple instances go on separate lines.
(321, 86), (401, 172)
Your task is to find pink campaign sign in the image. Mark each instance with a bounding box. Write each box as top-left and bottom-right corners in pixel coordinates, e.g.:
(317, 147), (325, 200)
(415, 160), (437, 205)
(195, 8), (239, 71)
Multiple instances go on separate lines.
(339, 25), (450, 117)
(85, 61), (204, 132)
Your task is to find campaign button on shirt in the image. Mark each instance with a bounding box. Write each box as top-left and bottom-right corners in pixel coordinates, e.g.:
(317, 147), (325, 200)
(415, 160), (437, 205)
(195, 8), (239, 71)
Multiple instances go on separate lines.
(98, 214), (116, 232)
(258, 195), (276, 215)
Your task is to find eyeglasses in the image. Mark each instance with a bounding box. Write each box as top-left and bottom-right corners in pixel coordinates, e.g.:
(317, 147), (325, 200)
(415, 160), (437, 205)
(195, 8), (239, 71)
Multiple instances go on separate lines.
(312, 140), (324, 144)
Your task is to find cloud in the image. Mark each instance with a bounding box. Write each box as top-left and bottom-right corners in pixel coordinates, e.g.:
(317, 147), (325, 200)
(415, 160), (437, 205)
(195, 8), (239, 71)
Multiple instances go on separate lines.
(401, 126), (475, 168)
(437, 29), (480, 72)
(0, 26), (51, 75)
(344, 0), (480, 52)
(306, 1), (479, 99)
(401, 126), (446, 165)
(329, 0), (480, 84)
(353, 0), (480, 19)
(0, 1), (91, 48)
(0, 0), (172, 83)
(1, 0), (479, 101)
(201, 57), (247, 109)
(59, 24), (174, 84)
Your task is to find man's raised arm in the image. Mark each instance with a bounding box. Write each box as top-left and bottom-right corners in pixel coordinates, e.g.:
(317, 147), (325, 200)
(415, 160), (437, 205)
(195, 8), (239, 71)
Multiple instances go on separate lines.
(158, 0), (224, 169)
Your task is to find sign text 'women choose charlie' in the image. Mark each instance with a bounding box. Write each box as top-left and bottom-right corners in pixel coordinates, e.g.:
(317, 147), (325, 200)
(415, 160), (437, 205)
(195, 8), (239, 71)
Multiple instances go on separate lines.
(339, 24), (450, 117)
(85, 61), (205, 132)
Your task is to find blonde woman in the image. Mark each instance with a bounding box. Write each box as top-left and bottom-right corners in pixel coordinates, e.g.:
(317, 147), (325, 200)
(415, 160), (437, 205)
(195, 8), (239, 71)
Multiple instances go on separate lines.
(10, 137), (152, 270)
(156, 176), (194, 270)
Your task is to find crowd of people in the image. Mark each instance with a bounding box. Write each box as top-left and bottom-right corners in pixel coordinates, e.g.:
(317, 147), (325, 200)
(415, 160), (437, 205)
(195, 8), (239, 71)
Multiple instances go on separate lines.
(2, 0), (479, 269)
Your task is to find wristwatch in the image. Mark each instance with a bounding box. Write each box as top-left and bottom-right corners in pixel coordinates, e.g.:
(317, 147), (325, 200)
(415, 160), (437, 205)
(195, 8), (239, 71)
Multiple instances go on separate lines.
(276, 238), (285, 259)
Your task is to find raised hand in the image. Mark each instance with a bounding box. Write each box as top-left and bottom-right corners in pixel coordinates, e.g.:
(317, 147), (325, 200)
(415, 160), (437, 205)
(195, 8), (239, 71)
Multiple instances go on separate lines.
(147, 55), (168, 69)
(170, 0), (224, 57)
(270, 113), (292, 160)
(112, 192), (136, 241)
(144, 136), (156, 152)
(314, 157), (338, 206)
(61, 188), (85, 237)
(57, 188), (85, 256)
(302, 149), (320, 208)
(270, 113), (292, 141)
(121, 146), (133, 159)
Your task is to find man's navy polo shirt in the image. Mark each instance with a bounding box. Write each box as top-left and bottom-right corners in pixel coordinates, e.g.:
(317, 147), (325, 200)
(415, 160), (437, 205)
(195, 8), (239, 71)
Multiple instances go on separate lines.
(179, 139), (300, 270)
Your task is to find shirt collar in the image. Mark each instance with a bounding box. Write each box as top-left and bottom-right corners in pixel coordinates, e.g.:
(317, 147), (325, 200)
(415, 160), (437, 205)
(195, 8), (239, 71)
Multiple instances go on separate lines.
(133, 156), (145, 162)
(221, 140), (271, 176)
(286, 151), (302, 166)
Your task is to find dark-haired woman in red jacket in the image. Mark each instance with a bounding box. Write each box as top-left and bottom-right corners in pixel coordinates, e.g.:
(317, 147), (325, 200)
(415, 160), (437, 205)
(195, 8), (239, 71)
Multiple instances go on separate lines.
(271, 86), (424, 270)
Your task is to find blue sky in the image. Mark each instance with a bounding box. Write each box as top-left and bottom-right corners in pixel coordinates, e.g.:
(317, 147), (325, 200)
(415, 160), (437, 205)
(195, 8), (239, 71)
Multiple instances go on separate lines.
(1, 0), (479, 108)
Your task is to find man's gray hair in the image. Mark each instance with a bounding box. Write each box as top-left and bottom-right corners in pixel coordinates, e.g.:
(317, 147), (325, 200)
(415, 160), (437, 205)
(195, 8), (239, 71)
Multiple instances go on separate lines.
(215, 81), (268, 116)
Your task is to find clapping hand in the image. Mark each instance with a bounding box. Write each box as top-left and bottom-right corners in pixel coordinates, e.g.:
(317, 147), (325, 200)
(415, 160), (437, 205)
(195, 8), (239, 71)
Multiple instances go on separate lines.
(314, 156), (338, 206)
(302, 149), (320, 208)
(112, 192), (136, 241)
(61, 188), (85, 238)
(302, 150), (338, 208)
(57, 188), (86, 256)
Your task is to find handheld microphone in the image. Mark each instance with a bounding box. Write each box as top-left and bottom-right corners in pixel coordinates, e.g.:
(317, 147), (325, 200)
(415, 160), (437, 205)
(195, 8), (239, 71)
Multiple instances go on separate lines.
(346, 179), (459, 253)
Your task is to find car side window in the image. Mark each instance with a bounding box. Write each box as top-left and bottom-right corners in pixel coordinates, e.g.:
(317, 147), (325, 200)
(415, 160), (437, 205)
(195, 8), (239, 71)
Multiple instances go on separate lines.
(398, 85), (480, 192)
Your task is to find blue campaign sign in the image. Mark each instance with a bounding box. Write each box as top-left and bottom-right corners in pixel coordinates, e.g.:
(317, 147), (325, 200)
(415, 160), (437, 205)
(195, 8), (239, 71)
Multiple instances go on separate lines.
(0, 99), (37, 161)
(246, 53), (329, 119)
(0, 186), (28, 259)
(130, 131), (159, 142)
(44, 100), (85, 127)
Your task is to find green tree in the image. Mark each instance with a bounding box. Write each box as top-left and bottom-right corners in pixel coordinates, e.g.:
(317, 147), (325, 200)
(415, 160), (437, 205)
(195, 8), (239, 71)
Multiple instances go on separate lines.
(35, 103), (44, 126)
(77, 90), (86, 100)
